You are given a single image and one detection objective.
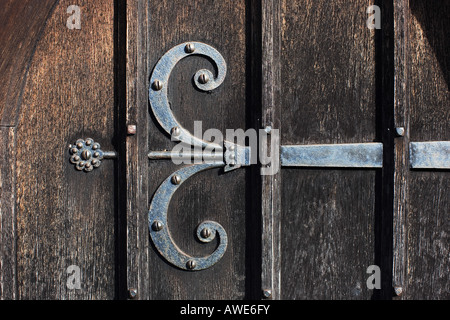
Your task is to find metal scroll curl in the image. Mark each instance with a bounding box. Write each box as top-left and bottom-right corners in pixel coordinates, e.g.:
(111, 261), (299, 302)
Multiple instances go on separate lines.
(148, 42), (227, 150)
(148, 164), (228, 271)
(148, 42), (228, 271)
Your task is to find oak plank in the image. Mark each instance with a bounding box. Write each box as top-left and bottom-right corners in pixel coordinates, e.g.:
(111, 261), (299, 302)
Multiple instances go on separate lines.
(14, 0), (116, 299)
(0, 127), (16, 299)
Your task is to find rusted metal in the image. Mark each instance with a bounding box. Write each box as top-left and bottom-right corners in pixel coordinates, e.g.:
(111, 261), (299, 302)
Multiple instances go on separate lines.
(68, 138), (117, 172)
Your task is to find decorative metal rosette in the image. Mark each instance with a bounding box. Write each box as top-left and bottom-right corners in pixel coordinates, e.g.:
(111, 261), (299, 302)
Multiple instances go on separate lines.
(68, 138), (104, 172)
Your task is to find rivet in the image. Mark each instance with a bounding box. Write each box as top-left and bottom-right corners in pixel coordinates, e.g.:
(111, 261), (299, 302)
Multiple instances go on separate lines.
(85, 163), (91, 169)
(198, 73), (210, 84)
(262, 289), (272, 299)
(264, 126), (272, 134)
(185, 43), (195, 53)
(74, 155), (80, 162)
(81, 150), (92, 160)
(201, 228), (212, 239)
(76, 142), (83, 149)
(395, 127), (405, 137)
(94, 152), (100, 158)
(85, 139), (93, 146)
(186, 260), (196, 270)
(229, 145), (235, 151)
(152, 80), (163, 91)
(152, 220), (163, 232)
(79, 161), (85, 167)
(92, 144), (99, 150)
(394, 286), (403, 297)
(171, 175), (181, 185)
(171, 127), (181, 137)
(127, 125), (137, 135)
(92, 159), (98, 165)
(128, 288), (137, 299)
(71, 148), (79, 154)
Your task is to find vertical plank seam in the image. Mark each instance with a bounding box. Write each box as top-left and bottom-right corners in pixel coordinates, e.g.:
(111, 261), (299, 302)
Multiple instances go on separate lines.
(261, 0), (282, 300)
(393, 0), (410, 300)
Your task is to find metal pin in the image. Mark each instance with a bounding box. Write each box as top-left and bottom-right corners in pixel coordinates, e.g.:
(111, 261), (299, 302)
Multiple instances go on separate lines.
(152, 80), (163, 91)
(394, 286), (403, 297)
(395, 127), (405, 137)
(152, 221), (163, 232)
(127, 124), (137, 135)
(262, 289), (272, 299)
(128, 288), (137, 299)
(81, 150), (92, 161)
(264, 126), (272, 134)
(185, 43), (195, 53)
(201, 228), (212, 239)
(186, 260), (196, 270)
(171, 175), (181, 185)
(198, 73), (210, 84)
(171, 127), (181, 137)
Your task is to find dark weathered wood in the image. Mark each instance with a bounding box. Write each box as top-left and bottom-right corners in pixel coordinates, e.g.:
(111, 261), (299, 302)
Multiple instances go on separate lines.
(143, 0), (249, 299)
(261, 0), (282, 300)
(0, 0), (58, 126)
(402, 0), (449, 300)
(279, 0), (378, 299)
(0, 0), (447, 301)
(125, 0), (150, 300)
(13, 0), (117, 299)
(392, 0), (410, 300)
(0, 128), (16, 299)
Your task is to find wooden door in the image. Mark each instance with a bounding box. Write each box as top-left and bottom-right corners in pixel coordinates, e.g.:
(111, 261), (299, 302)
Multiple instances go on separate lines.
(0, 0), (117, 299)
(0, 0), (448, 300)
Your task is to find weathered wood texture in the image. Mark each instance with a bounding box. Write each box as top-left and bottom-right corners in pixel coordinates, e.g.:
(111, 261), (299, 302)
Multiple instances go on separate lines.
(140, 0), (250, 299)
(0, 128), (16, 299)
(279, 0), (378, 299)
(394, 0), (449, 300)
(125, 0), (150, 300)
(392, 0), (410, 299)
(0, 0), (58, 126)
(10, 0), (117, 299)
(260, 0), (282, 300)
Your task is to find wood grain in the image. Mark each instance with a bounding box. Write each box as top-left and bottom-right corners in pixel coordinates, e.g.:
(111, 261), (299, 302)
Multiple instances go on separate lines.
(0, 0), (58, 126)
(403, 0), (449, 300)
(392, 0), (410, 300)
(14, 0), (117, 299)
(125, 0), (150, 300)
(143, 0), (249, 299)
(279, 0), (378, 299)
(261, 0), (282, 300)
(0, 128), (16, 299)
